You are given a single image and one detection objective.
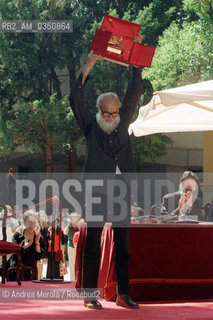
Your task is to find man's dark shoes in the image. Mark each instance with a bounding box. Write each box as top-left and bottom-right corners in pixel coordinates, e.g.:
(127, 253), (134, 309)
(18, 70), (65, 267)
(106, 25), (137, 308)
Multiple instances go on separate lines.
(84, 299), (103, 310)
(116, 294), (139, 309)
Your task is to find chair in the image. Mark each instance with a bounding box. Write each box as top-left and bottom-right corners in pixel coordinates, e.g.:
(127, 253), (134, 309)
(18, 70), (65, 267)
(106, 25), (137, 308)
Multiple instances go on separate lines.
(0, 205), (34, 285)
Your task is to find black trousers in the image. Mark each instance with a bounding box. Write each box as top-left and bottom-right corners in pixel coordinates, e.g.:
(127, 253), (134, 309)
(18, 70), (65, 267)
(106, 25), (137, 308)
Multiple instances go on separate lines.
(82, 174), (132, 295)
(82, 225), (130, 295)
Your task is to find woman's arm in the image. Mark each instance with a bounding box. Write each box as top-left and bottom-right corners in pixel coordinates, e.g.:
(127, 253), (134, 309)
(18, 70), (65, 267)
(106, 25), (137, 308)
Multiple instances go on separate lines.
(35, 229), (41, 253)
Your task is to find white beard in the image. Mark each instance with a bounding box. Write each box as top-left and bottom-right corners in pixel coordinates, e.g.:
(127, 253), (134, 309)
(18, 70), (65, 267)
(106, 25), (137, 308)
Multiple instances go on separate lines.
(96, 112), (120, 134)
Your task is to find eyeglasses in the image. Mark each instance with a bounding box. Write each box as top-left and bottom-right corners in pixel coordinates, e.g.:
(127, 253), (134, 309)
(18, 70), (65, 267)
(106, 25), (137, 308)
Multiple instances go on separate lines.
(99, 104), (119, 118)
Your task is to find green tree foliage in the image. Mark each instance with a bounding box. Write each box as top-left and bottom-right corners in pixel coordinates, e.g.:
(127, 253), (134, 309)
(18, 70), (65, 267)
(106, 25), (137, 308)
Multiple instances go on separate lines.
(0, 0), (84, 171)
(131, 134), (172, 172)
(1, 94), (84, 172)
(144, 19), (213, 90)
(183, 0), (213, 20)
(143, 0), (213, 90)
(3, 0), (211, 172)
(130, 0), (185, 45)
(0, 0), (79, 107)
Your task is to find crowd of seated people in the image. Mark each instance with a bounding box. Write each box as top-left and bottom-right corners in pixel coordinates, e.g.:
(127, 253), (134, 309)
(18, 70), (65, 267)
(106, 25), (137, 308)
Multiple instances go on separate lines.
(0, 205), (82, 282)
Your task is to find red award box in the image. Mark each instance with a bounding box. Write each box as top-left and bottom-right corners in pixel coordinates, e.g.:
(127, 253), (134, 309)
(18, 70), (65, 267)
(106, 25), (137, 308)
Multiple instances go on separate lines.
(90, 15), (156, 67)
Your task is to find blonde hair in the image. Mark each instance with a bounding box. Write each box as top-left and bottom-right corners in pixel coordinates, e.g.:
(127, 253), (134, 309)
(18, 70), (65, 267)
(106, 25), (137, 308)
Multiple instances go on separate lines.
(23, 213), (35, 224)
(38, 210), (48, 225)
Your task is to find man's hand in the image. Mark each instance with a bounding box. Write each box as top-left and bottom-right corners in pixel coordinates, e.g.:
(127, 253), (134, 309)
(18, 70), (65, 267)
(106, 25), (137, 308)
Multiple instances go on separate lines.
(132, 33), (143, 68)
(178, 190), (192, 212)
(86, 50), (103, 68)
(82, 50), (104, 84)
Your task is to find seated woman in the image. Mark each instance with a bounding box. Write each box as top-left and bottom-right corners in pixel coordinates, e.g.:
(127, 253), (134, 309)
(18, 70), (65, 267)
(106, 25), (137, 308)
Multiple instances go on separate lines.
(161, 171), (202, 220)
(7, 212), (44, 280)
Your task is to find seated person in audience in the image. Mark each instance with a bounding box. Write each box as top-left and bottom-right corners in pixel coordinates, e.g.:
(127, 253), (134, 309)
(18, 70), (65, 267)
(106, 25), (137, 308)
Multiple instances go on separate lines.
(8, 218), (19, 236)
(161, 171), (202, 220)
(131, 205), (144, 223)
(18, 209), (37, 233)
(7, 212), (44, 280)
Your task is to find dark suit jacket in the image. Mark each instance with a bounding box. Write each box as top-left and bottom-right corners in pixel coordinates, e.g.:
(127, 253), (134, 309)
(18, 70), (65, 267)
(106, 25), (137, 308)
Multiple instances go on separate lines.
(161, 191), (201, 219)
(69, 67), (142, 173)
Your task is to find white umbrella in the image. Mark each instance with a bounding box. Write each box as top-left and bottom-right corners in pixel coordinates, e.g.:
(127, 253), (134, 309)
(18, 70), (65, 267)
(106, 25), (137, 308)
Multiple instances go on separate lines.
(129, 80), (213, 137)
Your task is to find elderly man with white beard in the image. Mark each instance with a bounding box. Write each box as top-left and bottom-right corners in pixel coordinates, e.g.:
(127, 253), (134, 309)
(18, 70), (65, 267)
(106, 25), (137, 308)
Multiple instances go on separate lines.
(69, 35), (143, 310)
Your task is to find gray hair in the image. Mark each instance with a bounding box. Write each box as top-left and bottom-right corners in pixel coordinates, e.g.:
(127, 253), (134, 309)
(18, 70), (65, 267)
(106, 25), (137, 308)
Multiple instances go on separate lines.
(96, 92), (121, 109)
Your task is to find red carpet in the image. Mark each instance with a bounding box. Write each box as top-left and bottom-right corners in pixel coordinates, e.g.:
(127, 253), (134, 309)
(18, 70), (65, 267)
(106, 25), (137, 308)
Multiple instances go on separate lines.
(1, 282), (213, 319)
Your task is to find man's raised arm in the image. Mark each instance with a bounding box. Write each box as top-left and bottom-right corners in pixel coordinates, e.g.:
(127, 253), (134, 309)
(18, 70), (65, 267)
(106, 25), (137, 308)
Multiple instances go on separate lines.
(82, 51), (103, 84)
(121, 33), (143, 124)
(69, 51), (102, 135)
